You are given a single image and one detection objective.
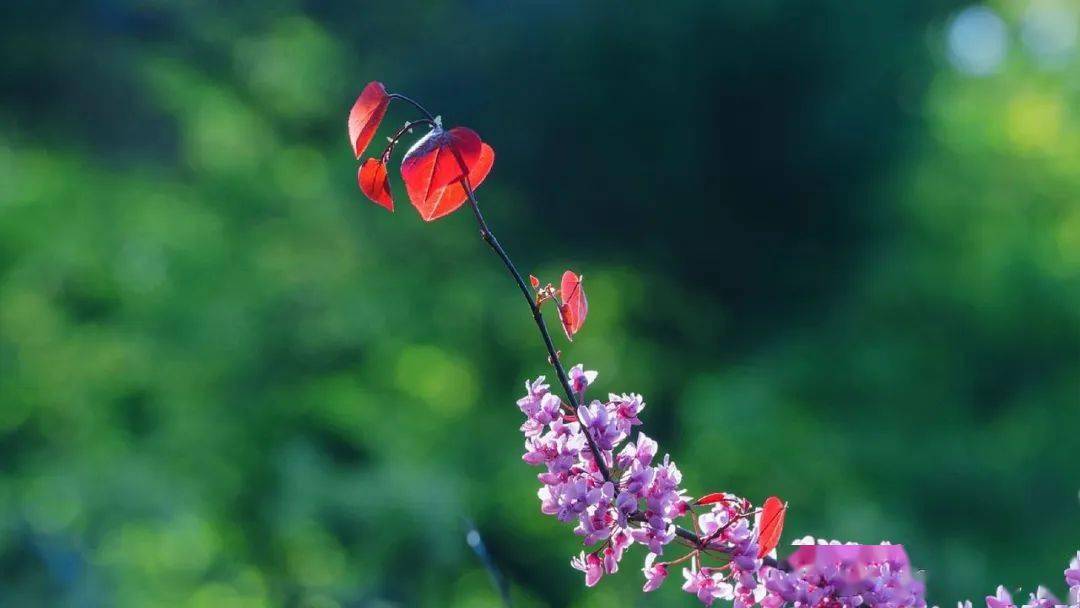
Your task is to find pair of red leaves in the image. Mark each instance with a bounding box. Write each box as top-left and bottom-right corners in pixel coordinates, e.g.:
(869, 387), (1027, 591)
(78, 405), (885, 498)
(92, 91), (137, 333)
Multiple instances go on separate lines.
(559, 271), (588, 340)
(696, 494), (786, 558)
(531, 271), (589, 340)
(349, 81), (494, 221)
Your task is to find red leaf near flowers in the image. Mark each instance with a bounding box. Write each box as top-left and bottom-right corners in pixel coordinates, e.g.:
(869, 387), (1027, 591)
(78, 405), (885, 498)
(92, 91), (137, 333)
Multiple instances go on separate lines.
(400, 126), (485, 221)
(757, 496), (786, 558)
(358, 158), (393, 211)
(695, 493), (729, 506)
(348, 81), (390, 159)
(558, 270), (588, 340)
(415, 143), (494, 221)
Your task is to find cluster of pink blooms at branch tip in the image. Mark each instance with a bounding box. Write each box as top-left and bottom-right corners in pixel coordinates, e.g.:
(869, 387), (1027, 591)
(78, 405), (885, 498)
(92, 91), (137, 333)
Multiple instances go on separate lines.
(517, 365), (775, 606)
(761, 539), (926, 608)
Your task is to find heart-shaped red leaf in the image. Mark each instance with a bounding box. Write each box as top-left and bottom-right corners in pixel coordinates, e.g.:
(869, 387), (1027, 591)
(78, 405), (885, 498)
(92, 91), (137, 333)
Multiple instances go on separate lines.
(695, 493), (730, 506)
(400, 126), (483, 220)
(415, 143), (494, 221)
(757, 496), (786, 558)
(348, 81), (390, 159)
(358, 158), (393, 211)
(559, 270), (588, 340)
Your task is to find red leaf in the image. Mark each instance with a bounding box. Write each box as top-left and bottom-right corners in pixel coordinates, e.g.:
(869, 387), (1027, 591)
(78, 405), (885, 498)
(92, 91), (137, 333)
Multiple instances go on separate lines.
(757, 496), (786, 558)
(400, 126), (483, 221)
(415, 142), (494, 221)
(358, 158), (393, 211)
(558, 270), (588, 340)
(348, 81), (390, 159)
(529, 275), (540, 289)
(695, 492), (730, 506)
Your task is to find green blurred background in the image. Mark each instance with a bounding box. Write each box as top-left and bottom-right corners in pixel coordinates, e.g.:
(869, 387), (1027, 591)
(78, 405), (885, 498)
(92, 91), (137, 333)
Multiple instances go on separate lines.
(1, 1), (1078, 606)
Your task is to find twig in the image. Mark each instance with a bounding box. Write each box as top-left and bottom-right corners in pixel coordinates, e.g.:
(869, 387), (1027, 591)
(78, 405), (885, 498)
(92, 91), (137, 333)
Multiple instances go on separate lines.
(391, 88), (614, 484)
(461, 184), (612, 483)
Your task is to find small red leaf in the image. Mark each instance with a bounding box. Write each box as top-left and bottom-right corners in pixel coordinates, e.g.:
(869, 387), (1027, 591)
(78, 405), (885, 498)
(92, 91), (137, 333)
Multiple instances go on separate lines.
(400, 126), (483, 220)
(757, 496), (786, 558)
(695, 493), (729, 506)
(416, 142), (494, 221)
(558, 270), (588, 340)
(530, 275), (540, 289)
(348, 82), (390, 159)
(358, 158), (393, 211)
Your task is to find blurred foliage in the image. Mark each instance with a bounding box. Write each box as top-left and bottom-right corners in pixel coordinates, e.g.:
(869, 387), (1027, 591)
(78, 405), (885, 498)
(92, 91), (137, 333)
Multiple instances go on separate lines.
(1, 1), (1078, 606)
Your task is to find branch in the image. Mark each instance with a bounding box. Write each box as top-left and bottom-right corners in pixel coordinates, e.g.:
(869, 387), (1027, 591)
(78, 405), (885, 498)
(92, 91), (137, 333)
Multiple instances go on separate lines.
(462, 184), (613, 483)
(387, 89), (612, 483)
(390, 90), (792, 571)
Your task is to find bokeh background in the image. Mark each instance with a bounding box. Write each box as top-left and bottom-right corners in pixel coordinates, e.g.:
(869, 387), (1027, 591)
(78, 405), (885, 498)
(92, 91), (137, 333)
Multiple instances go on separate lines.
(2, 1), (1078, 606)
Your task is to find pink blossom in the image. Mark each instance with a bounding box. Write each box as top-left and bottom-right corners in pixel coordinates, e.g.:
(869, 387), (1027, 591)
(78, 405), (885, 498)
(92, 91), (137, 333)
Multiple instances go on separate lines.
(577, 400), (623, 451)
(537, 484), (558, 516)
(610, 528), (632, 560)
(622, 462), (656, 498)
(602, 545), (620, 574)
(571, 551), (603, 587)
(643, 553), (669, 592)
(986, 586), (1016, 608)
(634, 432), (658, 466)
(631, 520), (676, 555)
(574, 482), (615, 545)
(568, 364), (598, 395)
(683, 567), (734, 606)
(516, 376), (549, 417)
(1067, 551), (1080, 588)
(1019, 586), (1060, 608)
(609, 392), (645, 432)
(644, 456), (687, 520)
(614, 491), (637, 526)
(555, 479), (594, 522)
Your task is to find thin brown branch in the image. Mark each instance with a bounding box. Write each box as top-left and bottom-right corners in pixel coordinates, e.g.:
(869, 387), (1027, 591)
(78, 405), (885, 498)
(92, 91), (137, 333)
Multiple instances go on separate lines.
(391, 88), (614, 484)
(461, 183), (612, 483)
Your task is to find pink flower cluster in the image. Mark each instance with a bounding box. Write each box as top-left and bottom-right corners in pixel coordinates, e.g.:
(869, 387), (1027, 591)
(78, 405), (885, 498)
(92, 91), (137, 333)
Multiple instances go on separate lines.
(518, 367), (683, 576)
(516, 365), (768, 605)
(514, 365), (1079, 608)
(760, 541), (926, 608)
